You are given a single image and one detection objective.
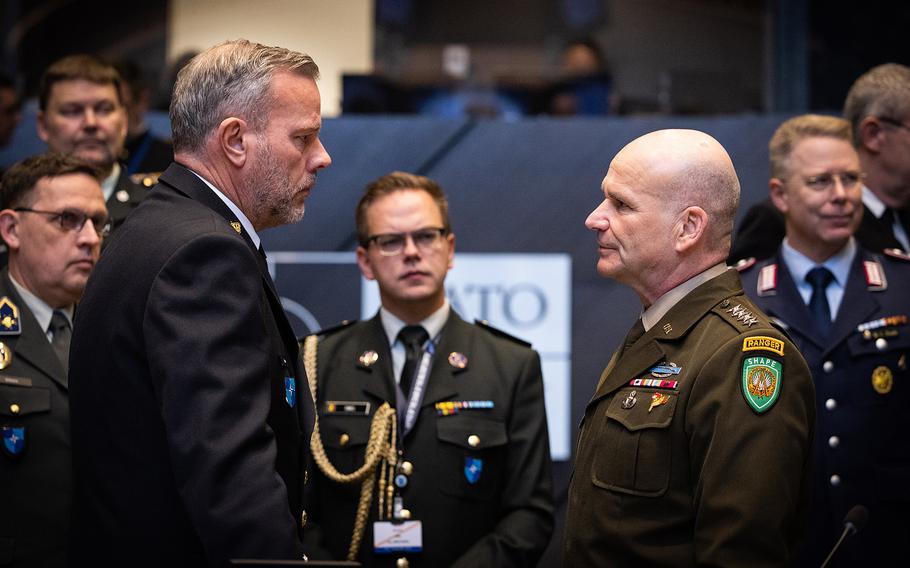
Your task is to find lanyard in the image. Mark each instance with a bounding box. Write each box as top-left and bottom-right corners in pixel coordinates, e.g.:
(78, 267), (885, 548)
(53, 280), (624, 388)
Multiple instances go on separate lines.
(401, 337), (436, 435)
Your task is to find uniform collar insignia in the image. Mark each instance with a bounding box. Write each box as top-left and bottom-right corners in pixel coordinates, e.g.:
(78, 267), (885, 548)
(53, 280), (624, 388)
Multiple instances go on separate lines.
(0, 297), (21, 336)
(863, 259), (887, 291)
(757, 264), (777, 296)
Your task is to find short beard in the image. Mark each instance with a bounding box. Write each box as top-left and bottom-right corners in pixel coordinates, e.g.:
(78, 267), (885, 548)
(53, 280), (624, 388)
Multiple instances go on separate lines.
(249, 140), (312, 228)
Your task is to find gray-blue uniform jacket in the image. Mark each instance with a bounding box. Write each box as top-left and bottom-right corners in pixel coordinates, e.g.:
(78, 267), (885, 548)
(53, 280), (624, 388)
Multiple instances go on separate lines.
(739, 247), (910, 567)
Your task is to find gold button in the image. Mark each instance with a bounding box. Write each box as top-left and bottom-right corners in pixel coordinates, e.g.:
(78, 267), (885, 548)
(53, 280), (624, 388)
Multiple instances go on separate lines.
(468, 434), (480, 447)
(340, 433), (350, 446)
(396, 558), (409, 568)
(9, 403), (20, 415)
(399, 508), (411, 519)
(301, 510), (307, 527)
(400, 461), (413, 476)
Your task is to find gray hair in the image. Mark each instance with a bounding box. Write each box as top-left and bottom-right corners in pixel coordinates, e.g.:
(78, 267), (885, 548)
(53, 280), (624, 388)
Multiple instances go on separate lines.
(169, 39), (319, 154)
(843, 63), (910, 147)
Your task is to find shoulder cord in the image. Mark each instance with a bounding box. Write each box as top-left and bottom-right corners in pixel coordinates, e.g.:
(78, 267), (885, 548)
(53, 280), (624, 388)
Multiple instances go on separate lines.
(303, 335), (398, 561)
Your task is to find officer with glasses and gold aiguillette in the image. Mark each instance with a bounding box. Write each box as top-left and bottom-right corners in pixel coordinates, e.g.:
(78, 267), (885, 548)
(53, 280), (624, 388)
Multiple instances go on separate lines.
(301, 171), (554, 568)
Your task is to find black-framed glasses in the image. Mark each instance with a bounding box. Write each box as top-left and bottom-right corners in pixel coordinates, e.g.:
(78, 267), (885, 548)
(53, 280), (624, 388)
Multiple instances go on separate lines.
(14, 207), (111, 238)
(878, 116), (910, 133)
(802, 171), (865, 192)
(367, 227), (447, 256)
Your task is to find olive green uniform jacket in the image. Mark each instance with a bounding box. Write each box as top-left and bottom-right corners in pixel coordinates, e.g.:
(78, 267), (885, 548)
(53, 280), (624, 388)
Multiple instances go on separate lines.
(564, 269), (815, 567)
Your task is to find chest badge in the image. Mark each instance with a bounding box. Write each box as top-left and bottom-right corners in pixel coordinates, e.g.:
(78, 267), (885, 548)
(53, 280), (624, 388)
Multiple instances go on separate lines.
(358, 350), (379, 367)
(448, 352), (468, 369)
(649, 392), (670, 412)
(284, 377), (296, 407)
(621, 390), (638, 409)
(872, 366), (893, 395)
(464, 457), (483, 484)
(1, 426), (25, 458)
(0, 341), (12, 370)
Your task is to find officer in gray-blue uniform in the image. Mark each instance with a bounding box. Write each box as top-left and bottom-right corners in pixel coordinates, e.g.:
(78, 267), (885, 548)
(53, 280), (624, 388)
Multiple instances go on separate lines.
(738, 114), (910, 567)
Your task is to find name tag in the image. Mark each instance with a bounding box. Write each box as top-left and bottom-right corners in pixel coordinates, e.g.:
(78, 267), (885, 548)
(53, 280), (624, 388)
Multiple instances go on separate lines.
(324, 401), (371, 415)
(373, 521), (422, 553)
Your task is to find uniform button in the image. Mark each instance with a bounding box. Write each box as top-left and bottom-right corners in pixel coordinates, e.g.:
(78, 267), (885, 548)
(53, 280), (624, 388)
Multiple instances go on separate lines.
(823, 361), (834, 373)
(825, 398), (837, 411)
(400, 461), (414, 476)
(399, 508), (411, 520)
(9, 403), (20, 415)
(875, 337), (888, 350)
(301, 510), (307, 527)
(339, 433), (350, 446)
(468, 435), (480, 447)
(396, 558), (409, 568)
(830, 474), (841, 486)
(828, 436), (840, 448)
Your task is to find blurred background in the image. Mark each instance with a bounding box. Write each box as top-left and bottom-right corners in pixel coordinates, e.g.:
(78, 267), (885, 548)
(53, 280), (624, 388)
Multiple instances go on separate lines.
(2, 2), (906, 566)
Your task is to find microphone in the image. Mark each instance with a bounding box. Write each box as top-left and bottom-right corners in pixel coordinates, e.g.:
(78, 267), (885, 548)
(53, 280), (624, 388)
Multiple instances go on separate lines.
(820, 505), (869, 568)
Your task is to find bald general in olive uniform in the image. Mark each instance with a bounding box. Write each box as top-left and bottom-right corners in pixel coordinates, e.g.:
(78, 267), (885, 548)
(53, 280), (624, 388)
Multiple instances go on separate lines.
(565, 129), (816, 567)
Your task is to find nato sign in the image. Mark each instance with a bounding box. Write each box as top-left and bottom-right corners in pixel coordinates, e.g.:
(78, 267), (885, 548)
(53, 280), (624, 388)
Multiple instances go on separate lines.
(267, 252), (572, 460)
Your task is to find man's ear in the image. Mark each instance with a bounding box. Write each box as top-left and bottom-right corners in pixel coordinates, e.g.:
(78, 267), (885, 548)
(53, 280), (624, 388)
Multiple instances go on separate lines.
(769, 178), (788, 215)
(674, 206), (708, 253)
(859, 116), (885, 155)
(356, 246), (376, 281)
(0, 210), (21, 251)
(217, 117), (252, 168)
(36, 111), (49, 143)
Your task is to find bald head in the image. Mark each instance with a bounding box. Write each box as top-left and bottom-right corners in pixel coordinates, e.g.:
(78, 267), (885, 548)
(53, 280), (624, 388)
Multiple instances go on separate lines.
(618, 129), (740, 252)
(586, 129), (740, 304)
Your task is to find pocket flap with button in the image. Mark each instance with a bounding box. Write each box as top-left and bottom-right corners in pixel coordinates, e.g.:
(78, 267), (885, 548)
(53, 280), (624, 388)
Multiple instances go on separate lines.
(319, 414), (372, 450)
(436, 416), (507, 449)
(0, 383), (50, 417)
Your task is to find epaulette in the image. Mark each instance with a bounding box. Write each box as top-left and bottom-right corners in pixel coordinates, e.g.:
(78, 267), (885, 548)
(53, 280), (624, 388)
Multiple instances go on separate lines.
(884, 248), (910, 262)
(712, 297), (761, 329)
(474, 319), (531, 347)
(300, 319), (357, 342)
(733, 257), (756, 272)
(130, 172), (161, 188)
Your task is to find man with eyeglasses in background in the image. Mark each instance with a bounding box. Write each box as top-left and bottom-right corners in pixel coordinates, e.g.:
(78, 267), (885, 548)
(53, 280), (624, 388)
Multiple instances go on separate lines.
(738, 114), (910, 567)
(0, 153), (107, 567)
(302, 171), (554, 567)
(730, 63), (910, 262)
(37, 54), (150, 233)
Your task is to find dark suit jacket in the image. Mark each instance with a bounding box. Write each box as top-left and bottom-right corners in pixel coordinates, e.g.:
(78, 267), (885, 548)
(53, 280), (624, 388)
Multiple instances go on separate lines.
(564, 269), (815, 567)
(305, 311), (554, 567)
(0, 270), (70, 567)
(729, 198), (906, 262)
(68, 163), (315, 567)
(740, 248), (910, 567)
(105, 165), (149, 232)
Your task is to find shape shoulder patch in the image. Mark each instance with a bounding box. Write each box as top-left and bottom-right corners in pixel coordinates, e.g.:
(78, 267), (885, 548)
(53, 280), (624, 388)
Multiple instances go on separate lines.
(474, 320), (531, 347)
(303, 319), (357, 341)
(130, 171), (162, 188)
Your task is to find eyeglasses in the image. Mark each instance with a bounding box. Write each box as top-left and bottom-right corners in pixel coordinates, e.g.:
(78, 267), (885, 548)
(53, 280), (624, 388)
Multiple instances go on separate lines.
(366, 227), (448, 256)
(802, 171), (865, 192)
(14, 208), (111, 238)
(878, 116), (910, 133)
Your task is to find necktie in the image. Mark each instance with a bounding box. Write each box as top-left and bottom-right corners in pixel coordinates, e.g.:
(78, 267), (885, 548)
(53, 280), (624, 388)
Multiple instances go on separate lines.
(398, 325), (429, 396)
(49, 310), (72, 374)
(806, 267), (835, 338)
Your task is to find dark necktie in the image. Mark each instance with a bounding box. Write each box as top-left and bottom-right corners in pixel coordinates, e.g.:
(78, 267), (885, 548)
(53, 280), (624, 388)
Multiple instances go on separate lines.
(49, 310), (71, 374)
(398, 325), (429, 396)
(806, 267), (835, 338)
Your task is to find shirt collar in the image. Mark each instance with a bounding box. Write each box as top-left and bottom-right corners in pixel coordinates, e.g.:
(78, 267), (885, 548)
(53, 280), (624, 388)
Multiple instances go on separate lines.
(380, 299), (450, 347)
(642, 263), (728, 332)
(862, 185), (887, 219)
(100, 162), (121, 203)
(189, 170), (261, 249)
(8, 273), (74, 332)
(781, 236), (856, 287)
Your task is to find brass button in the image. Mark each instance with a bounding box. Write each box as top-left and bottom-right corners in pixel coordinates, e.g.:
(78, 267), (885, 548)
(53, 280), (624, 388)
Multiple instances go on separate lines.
(399, 508), (411, 519)
(396, 557), (409, 568)
(467, 434), (480, 447)
(9, 403), (20, 415)
(339, 433), (350, 446)
(400, 461), (413, 476)
(301, 510), (307, 527)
